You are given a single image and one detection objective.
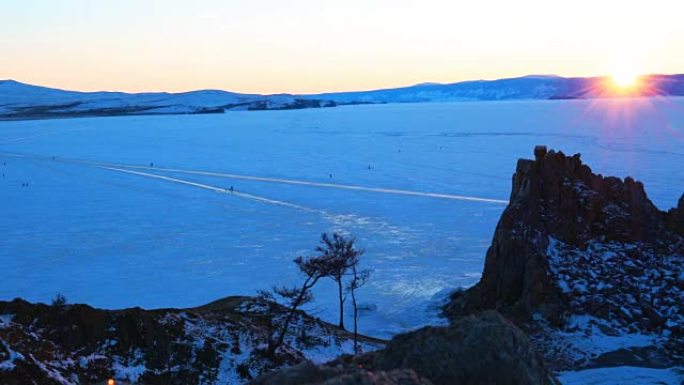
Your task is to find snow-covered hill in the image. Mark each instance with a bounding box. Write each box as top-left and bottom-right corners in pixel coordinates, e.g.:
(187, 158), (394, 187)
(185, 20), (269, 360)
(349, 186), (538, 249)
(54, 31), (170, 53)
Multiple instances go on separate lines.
(0, 80), (334, 118)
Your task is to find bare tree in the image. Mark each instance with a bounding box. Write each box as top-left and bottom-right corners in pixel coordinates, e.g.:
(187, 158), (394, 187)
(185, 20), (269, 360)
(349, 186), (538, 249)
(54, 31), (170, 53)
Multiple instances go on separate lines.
(51, 293), (67, 308)
(347, 262), (371, 354)
(316, 232), (363, 330)
(267, 254), (333, 356)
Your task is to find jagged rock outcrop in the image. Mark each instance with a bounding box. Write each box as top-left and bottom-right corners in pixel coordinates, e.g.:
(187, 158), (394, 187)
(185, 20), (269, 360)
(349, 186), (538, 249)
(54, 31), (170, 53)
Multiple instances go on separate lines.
(667, 194), (684, 235)
(252, 311), (558, 385)
(0, 297), (381, 385)
(445, 146), (684, 369)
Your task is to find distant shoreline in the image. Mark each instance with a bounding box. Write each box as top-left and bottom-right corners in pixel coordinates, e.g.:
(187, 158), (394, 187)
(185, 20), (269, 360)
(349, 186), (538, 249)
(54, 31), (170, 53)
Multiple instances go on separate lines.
(2, 94), (681, 122)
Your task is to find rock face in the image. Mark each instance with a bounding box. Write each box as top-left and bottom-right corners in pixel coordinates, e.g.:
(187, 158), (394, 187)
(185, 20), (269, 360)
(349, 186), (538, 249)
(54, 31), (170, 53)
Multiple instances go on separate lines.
(0, 297), (380, 385)
(252, 311), (558, 385)
(668, 194), (684, 234)
(445, 147), (684, 369)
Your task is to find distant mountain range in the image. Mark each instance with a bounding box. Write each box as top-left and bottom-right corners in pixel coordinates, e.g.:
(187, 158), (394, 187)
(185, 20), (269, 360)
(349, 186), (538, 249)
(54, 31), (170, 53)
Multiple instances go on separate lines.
(0, 80), (336, 119)
(1, 74), (684, 119)
(309, 74), (684, 103)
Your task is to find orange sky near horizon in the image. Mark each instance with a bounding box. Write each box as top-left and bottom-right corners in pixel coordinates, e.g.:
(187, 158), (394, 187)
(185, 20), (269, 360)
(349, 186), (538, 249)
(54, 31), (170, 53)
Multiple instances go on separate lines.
(1, 0), (683, 94)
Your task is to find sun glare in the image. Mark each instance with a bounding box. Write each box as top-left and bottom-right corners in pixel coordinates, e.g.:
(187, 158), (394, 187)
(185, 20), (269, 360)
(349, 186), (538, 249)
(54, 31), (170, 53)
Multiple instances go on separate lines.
(610, 70), (640, 89)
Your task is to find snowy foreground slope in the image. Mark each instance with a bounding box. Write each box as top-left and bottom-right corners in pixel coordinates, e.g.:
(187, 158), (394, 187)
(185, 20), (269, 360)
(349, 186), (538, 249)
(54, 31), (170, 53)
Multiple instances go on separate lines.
(0, 296), (383, 384)
(1, 301), (558, 385)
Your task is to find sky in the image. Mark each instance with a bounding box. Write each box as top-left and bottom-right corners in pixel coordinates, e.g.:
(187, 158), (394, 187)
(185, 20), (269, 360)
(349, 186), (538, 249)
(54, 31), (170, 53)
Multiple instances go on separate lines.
(1, 0), (683, 94)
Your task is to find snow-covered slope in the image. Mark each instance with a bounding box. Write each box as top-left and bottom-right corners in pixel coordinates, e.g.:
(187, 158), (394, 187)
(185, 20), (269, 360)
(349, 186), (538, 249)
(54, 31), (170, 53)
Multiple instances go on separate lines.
(0, 297), (382, 385)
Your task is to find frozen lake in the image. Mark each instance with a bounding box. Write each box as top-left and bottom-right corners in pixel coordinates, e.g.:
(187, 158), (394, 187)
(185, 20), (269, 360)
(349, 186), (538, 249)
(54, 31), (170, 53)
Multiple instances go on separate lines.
(1, 98), (683, 337)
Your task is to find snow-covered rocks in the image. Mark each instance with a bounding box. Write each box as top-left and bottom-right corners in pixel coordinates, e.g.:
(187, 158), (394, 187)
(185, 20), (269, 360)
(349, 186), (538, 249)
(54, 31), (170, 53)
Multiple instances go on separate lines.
(547, 238), (683, 334)
(445, 147), (683, 370)
(0, 296), (382, 385)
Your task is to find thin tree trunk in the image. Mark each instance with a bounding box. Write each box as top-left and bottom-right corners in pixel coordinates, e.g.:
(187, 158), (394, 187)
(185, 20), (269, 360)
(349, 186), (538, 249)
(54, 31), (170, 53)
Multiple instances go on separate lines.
(338, 278), (345, 330)
(270, 276), (317, 355)
(351, 282), (358, 354)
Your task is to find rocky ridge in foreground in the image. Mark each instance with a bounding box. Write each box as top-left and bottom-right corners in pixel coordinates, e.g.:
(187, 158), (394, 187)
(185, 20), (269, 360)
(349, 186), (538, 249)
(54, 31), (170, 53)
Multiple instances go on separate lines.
(445, 146), (684, 370)
(0, 296), (381, 384)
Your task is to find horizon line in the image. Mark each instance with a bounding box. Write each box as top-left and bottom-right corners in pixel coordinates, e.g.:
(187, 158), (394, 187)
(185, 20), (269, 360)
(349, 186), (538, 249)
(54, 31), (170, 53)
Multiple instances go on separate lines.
(3, 72), (683, 97)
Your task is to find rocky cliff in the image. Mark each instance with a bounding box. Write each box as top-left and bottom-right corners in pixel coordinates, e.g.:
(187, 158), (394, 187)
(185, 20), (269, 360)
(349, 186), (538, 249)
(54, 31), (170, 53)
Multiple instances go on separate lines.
(0, 297), (381, 385)
(445, 146), (684, 369)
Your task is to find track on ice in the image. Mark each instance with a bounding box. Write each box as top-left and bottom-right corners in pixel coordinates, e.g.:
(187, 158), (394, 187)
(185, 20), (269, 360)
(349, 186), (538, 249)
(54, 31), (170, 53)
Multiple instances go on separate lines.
(0, 151), (509, 204)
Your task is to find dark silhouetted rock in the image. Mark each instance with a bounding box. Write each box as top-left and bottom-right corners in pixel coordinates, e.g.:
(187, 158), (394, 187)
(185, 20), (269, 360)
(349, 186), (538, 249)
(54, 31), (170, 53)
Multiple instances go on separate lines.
(252, 311), (558, 385)
(667, 193), (684, 235)
(370, 311), (557, 385)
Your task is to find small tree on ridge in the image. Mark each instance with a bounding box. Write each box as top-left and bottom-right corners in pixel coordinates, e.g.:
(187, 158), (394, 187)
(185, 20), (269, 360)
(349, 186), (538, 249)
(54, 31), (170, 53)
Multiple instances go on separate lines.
(316, 232), (363, 330)
(266, 254), (334, 355)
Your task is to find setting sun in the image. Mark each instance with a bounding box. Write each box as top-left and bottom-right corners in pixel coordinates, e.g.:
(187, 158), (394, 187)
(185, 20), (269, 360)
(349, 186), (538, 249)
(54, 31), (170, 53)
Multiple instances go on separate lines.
(1, 2), (684, 385)
(610, 70), (640, 88)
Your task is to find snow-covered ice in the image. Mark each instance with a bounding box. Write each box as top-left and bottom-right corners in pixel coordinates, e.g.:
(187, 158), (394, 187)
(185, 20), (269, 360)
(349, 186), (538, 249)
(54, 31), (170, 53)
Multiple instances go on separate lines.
(1, 98), (683, 338)
(558, 366), (683, 385)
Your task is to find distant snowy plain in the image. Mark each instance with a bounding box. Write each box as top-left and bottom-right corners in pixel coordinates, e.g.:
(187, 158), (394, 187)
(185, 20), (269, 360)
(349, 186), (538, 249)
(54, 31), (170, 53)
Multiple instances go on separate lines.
(1, 98), (683, 343)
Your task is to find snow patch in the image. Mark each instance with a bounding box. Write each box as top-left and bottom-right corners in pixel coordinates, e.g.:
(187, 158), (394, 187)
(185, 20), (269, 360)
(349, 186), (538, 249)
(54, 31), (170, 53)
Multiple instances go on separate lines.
(558, 366), (684, 385)
(0, 339), (25, 371)
(112, 349), (147, 383)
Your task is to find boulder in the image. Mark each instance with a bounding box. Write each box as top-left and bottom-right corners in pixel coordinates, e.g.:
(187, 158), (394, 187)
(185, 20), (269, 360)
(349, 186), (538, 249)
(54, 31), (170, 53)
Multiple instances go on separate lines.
(370, 311), (557, 385)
